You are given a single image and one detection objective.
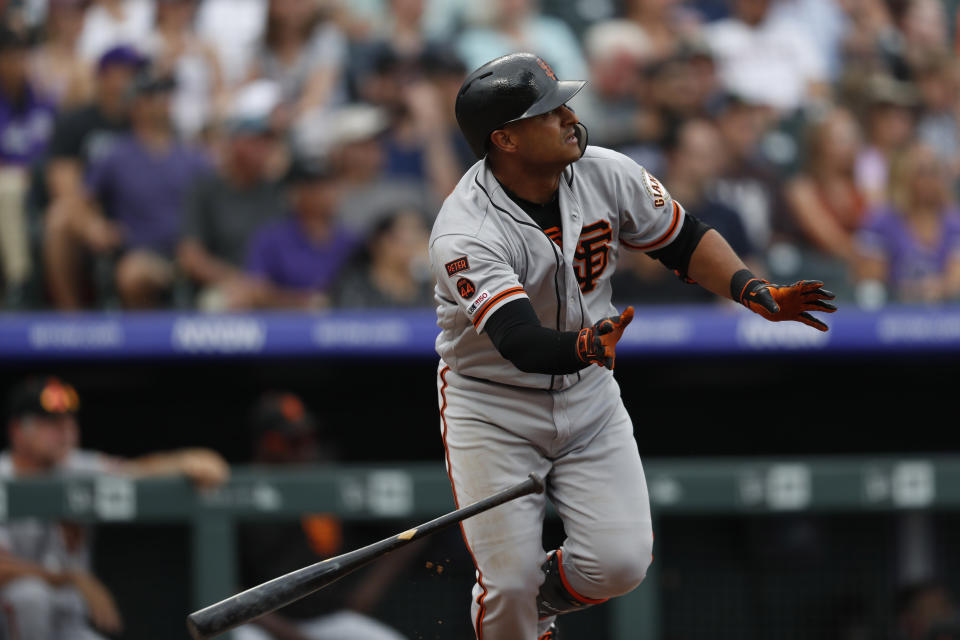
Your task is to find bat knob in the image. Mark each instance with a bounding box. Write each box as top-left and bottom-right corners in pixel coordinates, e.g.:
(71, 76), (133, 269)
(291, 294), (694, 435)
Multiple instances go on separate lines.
(528, 472), (545, 494)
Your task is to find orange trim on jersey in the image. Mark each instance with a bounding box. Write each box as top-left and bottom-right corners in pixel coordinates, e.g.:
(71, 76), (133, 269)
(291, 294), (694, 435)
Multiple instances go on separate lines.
(621, 201), (682, 251)
(556, 549), (609, 605)
(544, 226), (562, 246)
(471, 287), (525, 328)
(440, 366), (489, 639)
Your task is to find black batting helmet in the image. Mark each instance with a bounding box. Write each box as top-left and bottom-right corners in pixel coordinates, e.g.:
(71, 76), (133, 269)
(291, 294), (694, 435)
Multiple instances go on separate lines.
(455, 53), (588, 159)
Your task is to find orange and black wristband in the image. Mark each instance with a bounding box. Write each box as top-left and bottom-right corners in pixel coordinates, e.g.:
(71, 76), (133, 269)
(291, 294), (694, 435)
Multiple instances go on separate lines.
(731, 268), (761, 305)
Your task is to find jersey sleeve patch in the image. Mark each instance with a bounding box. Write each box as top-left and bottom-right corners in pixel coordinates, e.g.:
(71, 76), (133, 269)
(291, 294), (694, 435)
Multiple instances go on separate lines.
(457, 277), (477, 299)
(470, 287), (526, 329)
(445, 256), (470, 277)
(640, 167), (669, 208)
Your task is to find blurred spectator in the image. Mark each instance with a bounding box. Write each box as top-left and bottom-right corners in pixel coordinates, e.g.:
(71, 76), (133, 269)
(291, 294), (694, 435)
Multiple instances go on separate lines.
(838, 0), (901, 80)
(178, 116), (287, 311)
(244, 158), (358, 308)
(784, 108), (867, 259)
(621, 0), (698, 64)
(768, 0), (847, 82)
(895, 580), (960, 640)
(899, 0), (950, 75)
(332, 208), (432, 308)
(146, 0), (226, 140)
(854, 143), (960, 304)
(28, 0), (94, 109)
(234, 391), (407, 640)
(456, 0), (588, 82)
(420, 49), (474, 171)
(574, 19), (652, 150)
(0, 376), (228, 640)
(84, 71), (212, 309)
(913, 56), (960, 179)
(247, 0), (347, 128)
(711, 93), (783, 251)
(612, 118), (753, 305)
(77, 0), (155, 63)
(196, 0), (267, 87)
(705, 0), (828, 114)
(666, 119), (754, 258)
(312, 104), (433, 236)
(42, 44), (141, 310)
(0, 25), (55, 302)
(352, 46), (461, 200)
(854, 75), (917, 208)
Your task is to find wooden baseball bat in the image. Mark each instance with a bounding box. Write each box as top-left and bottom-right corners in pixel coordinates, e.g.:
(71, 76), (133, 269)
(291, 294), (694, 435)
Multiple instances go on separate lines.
(186, 472), (545, 639)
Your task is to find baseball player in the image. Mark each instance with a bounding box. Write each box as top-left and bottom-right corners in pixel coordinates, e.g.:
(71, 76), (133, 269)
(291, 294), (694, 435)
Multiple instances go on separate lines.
(429, 53), (836, 640)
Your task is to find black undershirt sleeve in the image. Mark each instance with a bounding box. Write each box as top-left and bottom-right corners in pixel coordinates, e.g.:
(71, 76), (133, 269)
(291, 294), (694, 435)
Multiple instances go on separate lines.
(484, 299), (588, 375)
(647, 213), (712, 280)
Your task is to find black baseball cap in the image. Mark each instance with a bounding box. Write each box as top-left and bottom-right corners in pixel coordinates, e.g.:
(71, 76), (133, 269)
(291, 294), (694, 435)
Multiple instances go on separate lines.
(250, 392), (317, 439)
(6, 377), (80, 420)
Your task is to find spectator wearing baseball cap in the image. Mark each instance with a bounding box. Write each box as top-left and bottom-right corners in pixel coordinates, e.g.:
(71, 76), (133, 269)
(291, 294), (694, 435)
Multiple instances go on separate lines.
(41, 44), (143, 310)
(84, 68), (213, 308)
(243, 158), (359, 309)
(0, 376), (229, 640)
(178, 110), (288, 311)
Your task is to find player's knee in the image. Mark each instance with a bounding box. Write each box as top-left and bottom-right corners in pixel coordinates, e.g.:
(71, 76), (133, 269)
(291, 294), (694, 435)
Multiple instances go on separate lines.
(576, 529), (653, 597)
(600, 531), (654, 595)
(1, 576), (54, 619)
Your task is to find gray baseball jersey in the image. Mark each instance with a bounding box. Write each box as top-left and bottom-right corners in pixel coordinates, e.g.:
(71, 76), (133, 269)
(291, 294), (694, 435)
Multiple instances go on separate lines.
(430, 145), (685, 389)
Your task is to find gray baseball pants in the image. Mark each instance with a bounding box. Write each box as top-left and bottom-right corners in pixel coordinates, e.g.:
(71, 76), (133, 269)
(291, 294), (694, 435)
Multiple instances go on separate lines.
(438, 363), (654, 640)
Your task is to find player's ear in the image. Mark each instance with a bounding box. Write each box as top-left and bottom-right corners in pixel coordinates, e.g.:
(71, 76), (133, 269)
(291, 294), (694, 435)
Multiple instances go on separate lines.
(489, 129), (518, 154)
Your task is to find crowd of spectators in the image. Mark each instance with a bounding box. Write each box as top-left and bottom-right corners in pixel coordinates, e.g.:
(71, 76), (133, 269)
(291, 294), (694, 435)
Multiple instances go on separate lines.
(0, 0), (959, 311)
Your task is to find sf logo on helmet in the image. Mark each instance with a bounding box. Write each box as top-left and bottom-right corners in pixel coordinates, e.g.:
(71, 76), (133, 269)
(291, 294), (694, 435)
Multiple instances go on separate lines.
(536, 57), (557, 81)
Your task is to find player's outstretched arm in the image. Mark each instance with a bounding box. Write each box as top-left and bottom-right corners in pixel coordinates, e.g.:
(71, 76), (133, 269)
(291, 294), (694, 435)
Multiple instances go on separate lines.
(686, 230), (837, 331)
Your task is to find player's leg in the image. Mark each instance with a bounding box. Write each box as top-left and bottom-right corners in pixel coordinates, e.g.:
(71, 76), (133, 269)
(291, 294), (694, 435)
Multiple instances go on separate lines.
(0, 577), (55, 640)
(439, 366), (554, 640)
(50, 584), (107, 640)
(542, 379), (653, 609)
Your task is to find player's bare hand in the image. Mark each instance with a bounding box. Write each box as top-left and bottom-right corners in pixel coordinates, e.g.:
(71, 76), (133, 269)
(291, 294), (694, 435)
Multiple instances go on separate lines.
(576, 306), (634, 369)
(69, 571), (124, 634)
(741, 279), (837, 331)
(178, 448), (230, 489)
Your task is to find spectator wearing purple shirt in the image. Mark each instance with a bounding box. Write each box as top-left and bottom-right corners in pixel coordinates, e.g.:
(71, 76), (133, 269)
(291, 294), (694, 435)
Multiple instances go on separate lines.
(0, 25), (56, 302)
(86, 70), (211, 308)
(245, 158), (358, 309)
(855, 143), (960, 304)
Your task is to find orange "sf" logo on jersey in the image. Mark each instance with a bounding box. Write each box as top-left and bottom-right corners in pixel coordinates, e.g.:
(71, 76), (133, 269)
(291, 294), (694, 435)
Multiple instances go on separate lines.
(574, 221), (612, 293)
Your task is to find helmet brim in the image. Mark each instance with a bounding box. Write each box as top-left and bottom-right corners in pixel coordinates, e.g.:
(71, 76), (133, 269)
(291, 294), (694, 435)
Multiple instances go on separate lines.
(505, 80), (587, 125)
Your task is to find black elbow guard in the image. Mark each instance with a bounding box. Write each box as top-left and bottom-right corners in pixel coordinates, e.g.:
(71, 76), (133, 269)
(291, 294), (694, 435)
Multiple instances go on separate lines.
(648, 214), (712, 282)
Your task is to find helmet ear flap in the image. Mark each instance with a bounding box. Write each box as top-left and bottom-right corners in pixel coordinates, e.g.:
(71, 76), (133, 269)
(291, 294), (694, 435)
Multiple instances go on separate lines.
(574, 122), (588, 158)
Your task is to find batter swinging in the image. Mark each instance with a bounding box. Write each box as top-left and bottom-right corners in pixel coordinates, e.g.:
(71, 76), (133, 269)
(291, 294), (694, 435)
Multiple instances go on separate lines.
(429, 53), (836, 640)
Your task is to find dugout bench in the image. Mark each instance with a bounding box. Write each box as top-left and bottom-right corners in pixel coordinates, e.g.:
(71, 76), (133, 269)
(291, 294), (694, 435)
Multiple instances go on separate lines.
(1, 457), (957, 640)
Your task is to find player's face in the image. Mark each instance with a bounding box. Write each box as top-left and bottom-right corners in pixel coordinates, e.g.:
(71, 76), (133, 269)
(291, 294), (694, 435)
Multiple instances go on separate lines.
(14, 414), (78, 468)
(504, 104), (582, 167)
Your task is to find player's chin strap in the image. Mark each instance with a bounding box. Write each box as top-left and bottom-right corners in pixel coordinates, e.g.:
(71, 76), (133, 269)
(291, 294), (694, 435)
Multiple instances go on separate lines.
(573, 123), (588, 158)
(537, 549), (607, 618)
